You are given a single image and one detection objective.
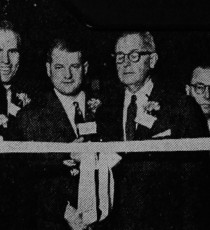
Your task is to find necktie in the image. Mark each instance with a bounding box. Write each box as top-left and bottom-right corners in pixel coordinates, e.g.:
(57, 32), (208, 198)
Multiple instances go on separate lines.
(73, 102), (84, 124)
(6, 87), (12, 116)
(126, 95), (137, 140)
(73, 102), (84, 137)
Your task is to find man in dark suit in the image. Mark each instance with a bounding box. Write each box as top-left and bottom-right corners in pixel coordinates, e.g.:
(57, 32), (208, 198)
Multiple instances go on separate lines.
(97, 32), (209, 229)
(0, 20), (33, 230)
(186, 64), (210, 132)
(9, 36), (101, 229)
(0, 20), (31, 137)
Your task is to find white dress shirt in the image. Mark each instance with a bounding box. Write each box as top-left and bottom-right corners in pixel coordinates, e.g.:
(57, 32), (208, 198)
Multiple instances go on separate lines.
(55, 89), (86, 137)
(123, 79), (154, 141)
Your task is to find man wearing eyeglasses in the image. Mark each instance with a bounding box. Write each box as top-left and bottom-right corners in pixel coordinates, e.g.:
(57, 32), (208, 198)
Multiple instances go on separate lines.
(97, 32), (209, 230)
(186, 65), (210, 131)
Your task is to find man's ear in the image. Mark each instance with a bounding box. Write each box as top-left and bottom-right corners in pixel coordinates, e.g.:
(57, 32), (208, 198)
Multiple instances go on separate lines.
(46, 62), (51, 78)
(83, 61), (89, 75)
(149, 53), (158, 69)
(185, 84), (190, 95)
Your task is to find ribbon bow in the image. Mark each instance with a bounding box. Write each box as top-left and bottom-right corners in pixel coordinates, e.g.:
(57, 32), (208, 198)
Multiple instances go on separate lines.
(65, 152), (121, 227)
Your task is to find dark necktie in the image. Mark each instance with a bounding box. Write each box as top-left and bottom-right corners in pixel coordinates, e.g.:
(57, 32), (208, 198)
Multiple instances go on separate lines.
(73, 102), (85, 137)
(73, 101), (84, 124)
(126, 95), (137, 141)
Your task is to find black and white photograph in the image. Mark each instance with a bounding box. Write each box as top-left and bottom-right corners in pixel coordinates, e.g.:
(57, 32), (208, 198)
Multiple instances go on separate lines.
(0, 0), (209, 229)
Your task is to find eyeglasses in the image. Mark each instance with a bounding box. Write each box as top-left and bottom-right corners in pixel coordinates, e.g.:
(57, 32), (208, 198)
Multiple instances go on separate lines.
(114, 51), (152, 64)
(190, 83), (210, 95)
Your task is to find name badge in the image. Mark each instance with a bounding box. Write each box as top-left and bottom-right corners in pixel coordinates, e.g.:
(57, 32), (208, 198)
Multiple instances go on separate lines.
(78, 122), (97, 135)
(135, 113), (157, 129)
(9, 103), (21, 116)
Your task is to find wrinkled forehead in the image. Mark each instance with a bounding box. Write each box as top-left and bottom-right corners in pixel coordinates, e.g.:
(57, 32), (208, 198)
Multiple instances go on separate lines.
(0, 30), (18, 48)
(192, 67), (210, 85)
(51, 48), (82, 64)
(115, 34), (144, 53)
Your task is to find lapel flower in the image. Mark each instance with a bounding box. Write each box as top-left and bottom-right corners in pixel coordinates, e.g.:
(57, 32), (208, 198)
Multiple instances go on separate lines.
(16, 93), (31, 107)
(63, 159), (80, 176)
(87, 98), (102, 114)
(143, 101), (160, 115)
(0, 114), (8, 128)
(135, 101), (160, 129)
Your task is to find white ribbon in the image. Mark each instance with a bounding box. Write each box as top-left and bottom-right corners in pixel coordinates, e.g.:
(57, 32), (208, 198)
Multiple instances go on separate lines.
(78, 152), (97, 225)
(65, 152), (121, 227)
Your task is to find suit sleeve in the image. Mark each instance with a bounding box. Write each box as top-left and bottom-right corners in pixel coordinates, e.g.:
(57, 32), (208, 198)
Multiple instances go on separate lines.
(5, 108), (29, 141)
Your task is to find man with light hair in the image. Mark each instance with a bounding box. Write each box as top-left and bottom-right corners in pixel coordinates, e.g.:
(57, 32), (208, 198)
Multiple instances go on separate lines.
(98, 31), (209, 229)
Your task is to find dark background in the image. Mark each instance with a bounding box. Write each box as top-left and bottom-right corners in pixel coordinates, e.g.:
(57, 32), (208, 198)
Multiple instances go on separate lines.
(1, 0), (210, 95)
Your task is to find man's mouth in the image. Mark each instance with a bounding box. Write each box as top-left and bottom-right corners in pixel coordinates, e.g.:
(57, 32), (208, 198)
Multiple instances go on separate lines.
(123, 72), (134, 75)
(201, 104), (210, 109)
(0, 66), (12, 74)
(62, 80), (74, 84)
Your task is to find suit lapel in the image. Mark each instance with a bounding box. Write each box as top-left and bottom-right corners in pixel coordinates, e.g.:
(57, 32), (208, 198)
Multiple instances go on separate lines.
(84, 92), (95, 122)
(45, 92), (77, 142)
(134, 82), (172, 140)
(0, 85), (7, 115)
(114, 88), (124, 141)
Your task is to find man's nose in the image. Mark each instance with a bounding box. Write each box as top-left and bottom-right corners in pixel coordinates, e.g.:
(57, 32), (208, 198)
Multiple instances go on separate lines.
(204, 86), (210, 99)
(1, 51), (10, 64)
(65, 68), (73, 79)
(123, 55), (131, 67)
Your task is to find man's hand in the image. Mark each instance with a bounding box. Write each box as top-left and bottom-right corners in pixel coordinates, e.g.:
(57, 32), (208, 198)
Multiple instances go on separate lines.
(64, 201), (88, 230)
(73, 137), (84, 143)
(70, 137), (85, 162)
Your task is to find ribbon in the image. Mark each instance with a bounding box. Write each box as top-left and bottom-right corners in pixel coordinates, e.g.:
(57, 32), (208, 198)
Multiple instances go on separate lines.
(64, 152), (121, 227)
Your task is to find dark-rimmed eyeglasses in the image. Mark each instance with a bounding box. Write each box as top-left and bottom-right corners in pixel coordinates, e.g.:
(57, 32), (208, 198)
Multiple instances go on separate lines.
(190, 83), (210, 95)
(114, 51), (152, 64)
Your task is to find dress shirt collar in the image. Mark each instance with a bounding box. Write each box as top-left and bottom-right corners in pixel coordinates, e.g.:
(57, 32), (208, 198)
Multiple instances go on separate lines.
(3, 84), (11, 90)
(54, 89), (86, 116)
(125, 78), (154, 103)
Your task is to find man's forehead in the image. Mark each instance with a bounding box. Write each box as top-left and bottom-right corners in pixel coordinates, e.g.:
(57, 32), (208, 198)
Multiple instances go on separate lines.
(51, 48), (82, 63)
(116, 34), (144, 52)
(192, 67), (210, 84)
(0, 30), (18, 48)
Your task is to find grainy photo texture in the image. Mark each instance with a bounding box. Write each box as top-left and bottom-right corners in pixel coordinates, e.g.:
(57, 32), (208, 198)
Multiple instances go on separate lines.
(0, 1), (209, 229)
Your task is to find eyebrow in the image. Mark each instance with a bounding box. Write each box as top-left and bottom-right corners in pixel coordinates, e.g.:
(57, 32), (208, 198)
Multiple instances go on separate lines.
(116, 49), (139, 53)
(9, 48), (19, 52)
(0, 48), (19, 52)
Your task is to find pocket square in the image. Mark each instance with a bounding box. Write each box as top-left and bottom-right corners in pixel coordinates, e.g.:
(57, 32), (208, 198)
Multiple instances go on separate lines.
(152, 129), (171, 138)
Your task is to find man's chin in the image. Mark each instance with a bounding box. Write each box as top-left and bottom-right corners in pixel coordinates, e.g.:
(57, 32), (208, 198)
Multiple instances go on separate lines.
(201, 107), (210, 118)
(0, 75), (13, 84)
(59, 87), (82, 97)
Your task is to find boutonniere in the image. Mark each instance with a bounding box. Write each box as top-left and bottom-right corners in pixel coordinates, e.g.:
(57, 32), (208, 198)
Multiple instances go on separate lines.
(135, 101), (160, 129)
(16, 93), (31, 107)
(143, 101), (160, 115)
(87, 98), (102, 114)
(63, 160), (80, 176)
(0, 114), (8, 128)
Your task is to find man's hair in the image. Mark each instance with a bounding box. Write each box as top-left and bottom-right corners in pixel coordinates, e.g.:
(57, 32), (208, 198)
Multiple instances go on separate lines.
(116, 31), (156, 52)
(0, 20), (21, 49)
(46, 35), (87, 63)
(187, 63), (210, 84)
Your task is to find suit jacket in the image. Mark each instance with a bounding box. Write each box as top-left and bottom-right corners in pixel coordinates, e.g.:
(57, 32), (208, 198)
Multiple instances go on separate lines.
(0, 81), (34, 230)
(0, 82), (32, 137)
(97, 81), (210, 230)
(5, 90), (101, 230)
(98, 81), (209, 141)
